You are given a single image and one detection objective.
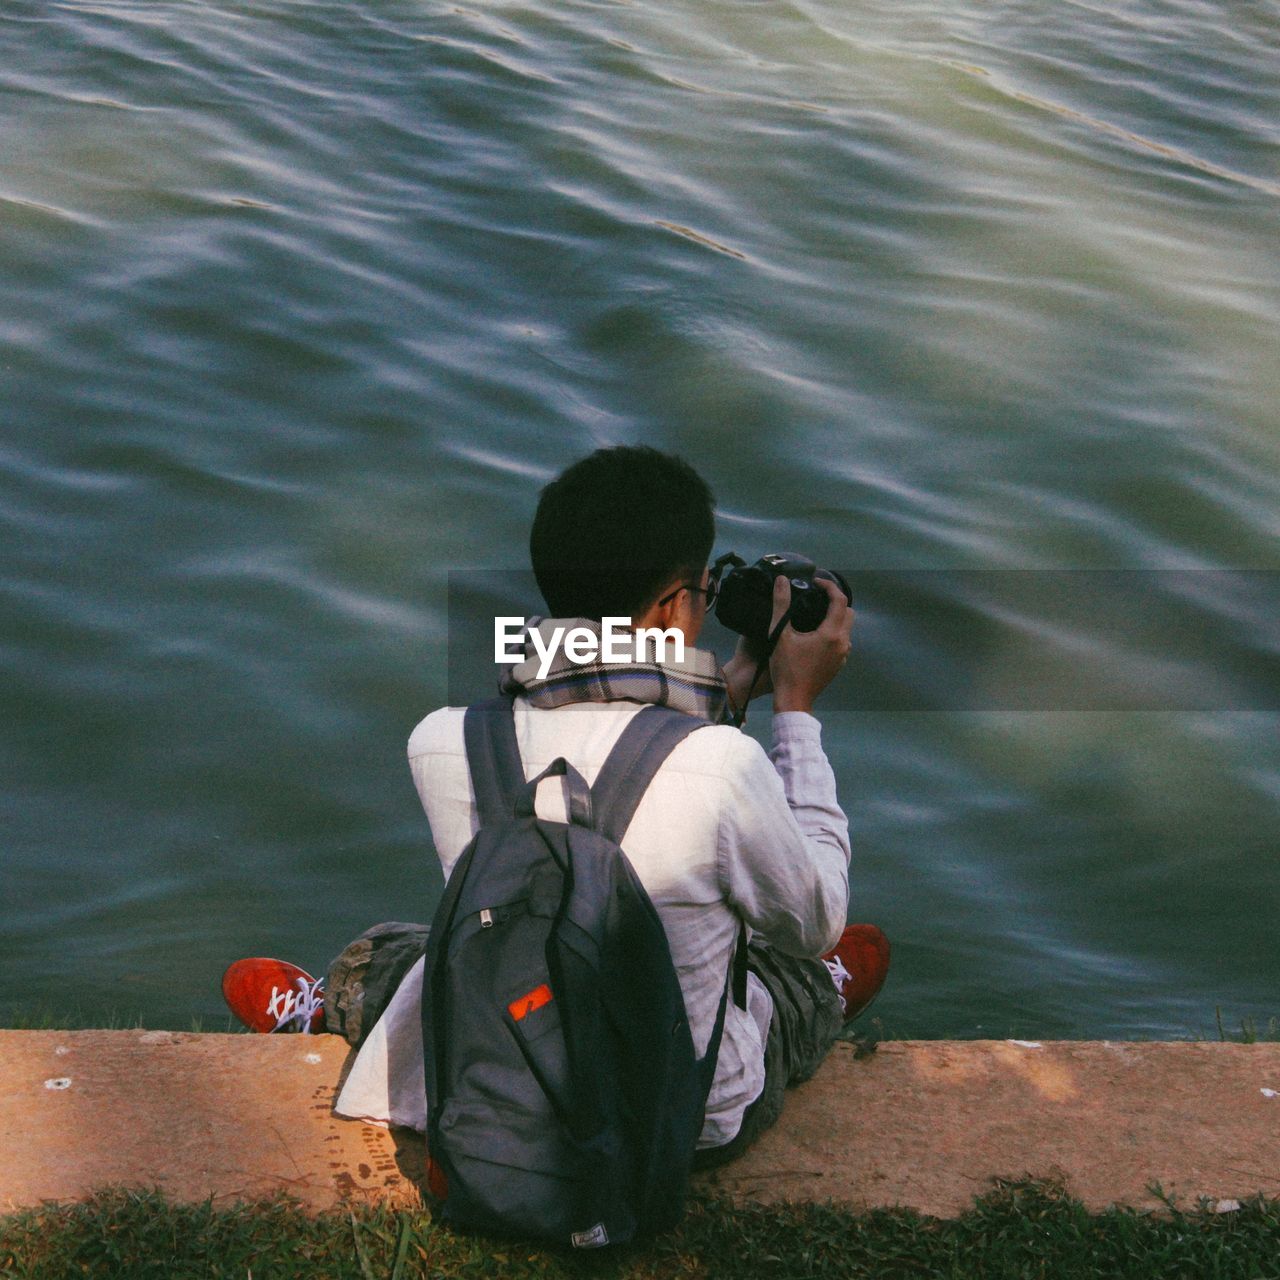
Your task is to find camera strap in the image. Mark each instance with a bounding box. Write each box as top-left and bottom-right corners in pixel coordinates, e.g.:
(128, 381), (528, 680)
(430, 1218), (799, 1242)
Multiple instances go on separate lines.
(731, 607), (794, 728)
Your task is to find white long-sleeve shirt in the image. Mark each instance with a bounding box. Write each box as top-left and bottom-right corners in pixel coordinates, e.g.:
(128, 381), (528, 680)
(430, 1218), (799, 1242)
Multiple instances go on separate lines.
(334, 699), (850, 1147)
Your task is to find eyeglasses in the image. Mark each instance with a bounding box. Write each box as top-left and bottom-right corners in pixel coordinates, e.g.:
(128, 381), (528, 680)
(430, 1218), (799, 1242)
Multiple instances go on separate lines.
(657, 577), (719, 609)
(656, 554), (742, 611)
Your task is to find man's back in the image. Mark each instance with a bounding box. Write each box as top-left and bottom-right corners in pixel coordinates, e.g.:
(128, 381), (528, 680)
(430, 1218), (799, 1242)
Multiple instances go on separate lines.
(404, 696), (850, 1147)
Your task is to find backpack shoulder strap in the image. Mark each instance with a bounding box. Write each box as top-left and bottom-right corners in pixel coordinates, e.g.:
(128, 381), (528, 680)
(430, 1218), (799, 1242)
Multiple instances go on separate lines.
(463, 694), (525, 824)
(590, 705), (706, 846)
(593, 707), (752, 1017)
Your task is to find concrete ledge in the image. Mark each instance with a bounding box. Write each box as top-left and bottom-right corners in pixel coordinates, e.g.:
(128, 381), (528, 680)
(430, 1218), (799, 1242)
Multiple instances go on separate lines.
(0, 1031), (418, 1214)
(700, 1038), (1280, 1216)
(4, 1031), (1278, 1218)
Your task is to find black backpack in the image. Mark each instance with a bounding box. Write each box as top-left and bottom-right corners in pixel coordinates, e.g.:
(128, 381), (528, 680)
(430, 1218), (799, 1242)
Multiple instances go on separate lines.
(420, 695), (742, 1248)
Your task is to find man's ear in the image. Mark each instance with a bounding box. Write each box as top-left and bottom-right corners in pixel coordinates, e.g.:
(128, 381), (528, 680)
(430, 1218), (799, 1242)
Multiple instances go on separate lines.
(632, 580), (684, 633)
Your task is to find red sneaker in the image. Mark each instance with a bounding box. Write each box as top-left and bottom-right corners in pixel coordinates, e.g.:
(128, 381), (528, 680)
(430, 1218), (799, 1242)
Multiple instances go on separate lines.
(222, 958), (326, 1034)
(821, 925), (890, 1022)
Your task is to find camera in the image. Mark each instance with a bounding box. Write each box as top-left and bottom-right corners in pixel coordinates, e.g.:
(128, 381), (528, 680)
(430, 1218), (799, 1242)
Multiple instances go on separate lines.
(713, 552), (852, 645)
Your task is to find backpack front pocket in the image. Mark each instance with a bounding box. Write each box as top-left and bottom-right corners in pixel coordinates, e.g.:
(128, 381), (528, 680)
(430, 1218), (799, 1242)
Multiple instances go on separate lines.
(505, 989), (571, 1123)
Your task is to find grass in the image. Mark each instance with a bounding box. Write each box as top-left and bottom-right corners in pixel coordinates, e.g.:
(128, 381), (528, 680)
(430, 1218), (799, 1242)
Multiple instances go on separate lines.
(0, 1005), (241, 1035)
(0, 1005), (145, 1032)
(3, 1181), (1280, 1280)
(1214, 1009), (1280, 1045)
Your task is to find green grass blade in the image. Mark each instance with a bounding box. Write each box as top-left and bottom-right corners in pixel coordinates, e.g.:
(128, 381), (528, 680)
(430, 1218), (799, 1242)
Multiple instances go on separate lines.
(390, 1216), (412, 1280)
(350, 1209), (375, 1280)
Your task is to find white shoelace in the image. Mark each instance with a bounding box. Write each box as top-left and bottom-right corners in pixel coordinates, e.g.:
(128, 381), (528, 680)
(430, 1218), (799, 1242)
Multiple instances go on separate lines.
(823, 955), (852, 1014)
(266, 975), (325, 1033)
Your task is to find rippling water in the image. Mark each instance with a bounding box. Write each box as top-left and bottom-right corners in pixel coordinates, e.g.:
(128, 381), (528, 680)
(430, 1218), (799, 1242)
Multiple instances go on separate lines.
(3, 0), (1278, 1037)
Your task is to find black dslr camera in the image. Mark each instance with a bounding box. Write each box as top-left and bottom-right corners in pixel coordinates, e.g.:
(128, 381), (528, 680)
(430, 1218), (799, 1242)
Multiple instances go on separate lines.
(712, 552), (852, 645)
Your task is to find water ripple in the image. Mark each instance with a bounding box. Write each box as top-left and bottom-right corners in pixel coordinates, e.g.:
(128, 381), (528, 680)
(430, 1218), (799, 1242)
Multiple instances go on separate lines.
(3, 0), (1278, 1034)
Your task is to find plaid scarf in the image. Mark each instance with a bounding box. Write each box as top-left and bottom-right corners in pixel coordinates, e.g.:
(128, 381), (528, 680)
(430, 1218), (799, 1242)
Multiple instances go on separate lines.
(498, 617), (729, 724)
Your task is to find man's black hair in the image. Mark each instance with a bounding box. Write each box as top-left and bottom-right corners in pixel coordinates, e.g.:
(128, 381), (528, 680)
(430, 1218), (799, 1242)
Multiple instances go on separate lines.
(531, 446), (715, 620)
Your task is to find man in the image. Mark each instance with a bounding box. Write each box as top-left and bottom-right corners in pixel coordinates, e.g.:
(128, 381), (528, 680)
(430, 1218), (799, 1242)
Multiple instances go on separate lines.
(224, 445), (888, 1167)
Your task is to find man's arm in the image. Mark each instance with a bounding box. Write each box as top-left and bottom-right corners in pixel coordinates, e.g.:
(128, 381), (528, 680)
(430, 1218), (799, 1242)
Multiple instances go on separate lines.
(715, 713), (850, 957)
(716, 574), (856, 957)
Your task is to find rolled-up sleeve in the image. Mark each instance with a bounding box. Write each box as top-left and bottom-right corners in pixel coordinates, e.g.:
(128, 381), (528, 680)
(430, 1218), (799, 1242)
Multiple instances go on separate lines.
(715, 712), (850, 957)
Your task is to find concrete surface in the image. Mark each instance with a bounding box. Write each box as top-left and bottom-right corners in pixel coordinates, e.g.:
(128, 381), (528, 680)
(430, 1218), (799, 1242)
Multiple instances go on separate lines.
(4, 1031), (1278, 1218)
(0, 1030), (417, 1214)
(698, 1039), (1280, 1216)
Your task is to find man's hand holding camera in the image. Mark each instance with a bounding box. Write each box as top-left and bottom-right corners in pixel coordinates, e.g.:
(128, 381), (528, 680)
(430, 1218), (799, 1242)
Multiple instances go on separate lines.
(722, 573), (854, 717)
(768, 574), (853, 714)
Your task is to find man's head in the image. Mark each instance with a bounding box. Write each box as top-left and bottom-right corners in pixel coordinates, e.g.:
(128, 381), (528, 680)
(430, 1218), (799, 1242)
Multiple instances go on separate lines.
(530, 446), (715, 623)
